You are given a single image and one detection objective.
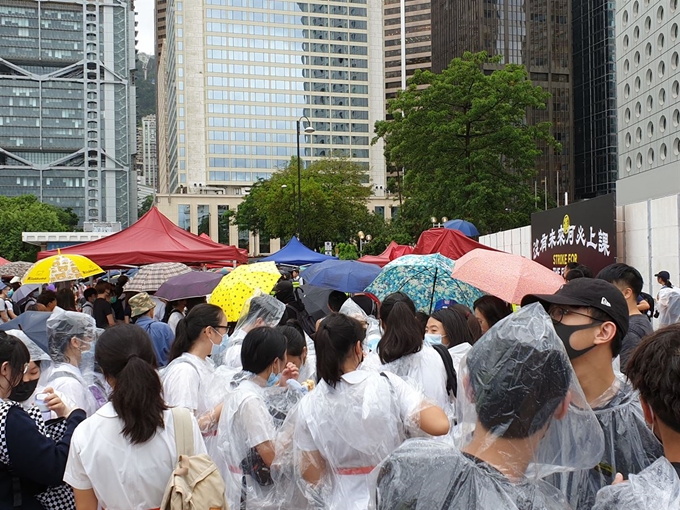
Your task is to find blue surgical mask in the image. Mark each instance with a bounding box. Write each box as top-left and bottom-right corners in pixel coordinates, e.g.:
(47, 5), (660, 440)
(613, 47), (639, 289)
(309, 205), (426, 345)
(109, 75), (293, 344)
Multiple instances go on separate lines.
(7, 289), (13, 299)
(266, 370), (281, 387)
(210, 333), (229, 358)
(424, 333), (443, 345)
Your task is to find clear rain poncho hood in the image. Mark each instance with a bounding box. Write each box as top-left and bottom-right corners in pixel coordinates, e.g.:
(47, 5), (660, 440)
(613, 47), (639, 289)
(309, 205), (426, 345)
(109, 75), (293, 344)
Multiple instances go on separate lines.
(592, 456), (680, 509)
(339, 298), (381, 352)
(372, 303), (605, 510)
(6, 329), (50, 363)
(46, 307), (100, 366)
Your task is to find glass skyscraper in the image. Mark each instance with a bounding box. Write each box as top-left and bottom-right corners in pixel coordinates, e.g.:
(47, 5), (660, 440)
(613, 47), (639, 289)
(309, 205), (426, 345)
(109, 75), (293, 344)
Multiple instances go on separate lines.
(156, 0), (386, 196)
(0, 0), (137, 226)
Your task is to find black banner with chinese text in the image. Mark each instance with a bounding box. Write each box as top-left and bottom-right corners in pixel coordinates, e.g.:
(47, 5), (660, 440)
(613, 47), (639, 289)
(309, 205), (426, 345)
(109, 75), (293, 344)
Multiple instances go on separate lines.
(531, 194), (616, 276)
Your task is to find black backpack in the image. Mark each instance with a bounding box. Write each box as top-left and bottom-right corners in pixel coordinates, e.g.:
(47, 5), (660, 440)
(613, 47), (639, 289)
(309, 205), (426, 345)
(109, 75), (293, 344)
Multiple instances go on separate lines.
(639, 292), (655, 321)
(432, 343), (458, 398)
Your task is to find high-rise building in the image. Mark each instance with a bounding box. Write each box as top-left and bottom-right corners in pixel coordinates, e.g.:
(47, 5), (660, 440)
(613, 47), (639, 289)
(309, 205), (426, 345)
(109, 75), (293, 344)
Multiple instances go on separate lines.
(615, 0), (680, 204)
(156, 0), (386, 198)
(430, 0), (574, 201)
(572, 0), (618, 199)
(383, 0), (432, 105)
(141, 115), (158, 190)
(0, 0), (137, 226)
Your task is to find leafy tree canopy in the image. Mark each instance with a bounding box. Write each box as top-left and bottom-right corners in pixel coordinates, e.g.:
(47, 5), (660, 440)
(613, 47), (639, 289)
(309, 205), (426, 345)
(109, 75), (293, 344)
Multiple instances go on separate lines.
(374, 51), (560, 237)
(138, 195), (154, 218)
(234, 157), (384, 250)
(0, 195), (77, 261)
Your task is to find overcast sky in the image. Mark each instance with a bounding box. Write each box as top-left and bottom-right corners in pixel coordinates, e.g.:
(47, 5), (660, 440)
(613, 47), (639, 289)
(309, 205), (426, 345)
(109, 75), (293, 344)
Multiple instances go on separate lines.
(136, 0), (155, 55)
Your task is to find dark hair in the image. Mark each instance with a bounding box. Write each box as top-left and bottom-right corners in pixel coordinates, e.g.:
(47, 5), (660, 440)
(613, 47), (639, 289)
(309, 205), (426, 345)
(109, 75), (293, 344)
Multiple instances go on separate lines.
(351, 295), (378, 317)
(315, 313), (365, 387)
(597, 263), (644, 297)
(0, 332), (30, 389)
(467, 342), (571, 439)
(96, 325), (166, 444)
(589, 307), (623, 358)
(565, 262), (580, 271)
(565, 264), (593, 281)
(473, 296), (513, 330)
(278, 325), (306, 356)
(431, 307), (475, 347)
(56, 288), (77, 311)
(241, 327), (286, 374)
(168, 304), (224, 362)
(285, 319), (305, 338)
(627, 324), (680, 433)
(36, 290), (57, 306)
(378, 293), (422, 364)
(162, 299), (185, 323)
(450, 304), (483, 343)
(84, 288), (97, 301)
(95, 282), (111, 295)
(414, 312), (429, 334)
(328, 291), (348, 312)
(186, 296), (207, 312)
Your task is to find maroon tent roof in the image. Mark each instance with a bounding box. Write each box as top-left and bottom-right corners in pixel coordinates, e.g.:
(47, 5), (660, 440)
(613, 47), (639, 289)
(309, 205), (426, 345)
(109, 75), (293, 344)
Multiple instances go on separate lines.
(357, 241), (414, 267)
(413, 228), (500, 260)
(38, 207), (248, 268)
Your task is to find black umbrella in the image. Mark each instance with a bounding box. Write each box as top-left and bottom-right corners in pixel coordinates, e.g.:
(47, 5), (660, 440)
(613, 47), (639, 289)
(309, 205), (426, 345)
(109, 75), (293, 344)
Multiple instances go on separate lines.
(298, 285), (332, 322)
(0, 311), (50, 353)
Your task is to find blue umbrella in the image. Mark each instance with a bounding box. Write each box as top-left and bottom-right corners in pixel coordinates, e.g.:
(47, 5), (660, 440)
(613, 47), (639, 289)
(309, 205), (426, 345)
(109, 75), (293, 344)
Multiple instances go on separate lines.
(443, 219), (480, 237)
(301, 260), (381, 293)
(0, 311), (50, 353)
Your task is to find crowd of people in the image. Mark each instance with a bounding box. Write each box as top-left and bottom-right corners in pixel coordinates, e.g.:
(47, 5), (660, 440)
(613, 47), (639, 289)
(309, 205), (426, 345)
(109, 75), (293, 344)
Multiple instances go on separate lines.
(0, 260), (677, 509)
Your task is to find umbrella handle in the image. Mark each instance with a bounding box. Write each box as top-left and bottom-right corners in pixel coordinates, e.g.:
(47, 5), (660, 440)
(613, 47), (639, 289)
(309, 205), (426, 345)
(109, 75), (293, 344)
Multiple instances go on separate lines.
(429, 266), (438, 314)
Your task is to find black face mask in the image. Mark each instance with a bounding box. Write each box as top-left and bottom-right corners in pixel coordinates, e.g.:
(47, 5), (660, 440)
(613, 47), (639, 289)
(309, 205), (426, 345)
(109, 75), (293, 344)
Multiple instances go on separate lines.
(9, 378), (39, 403)
(552, 322), (598, 360)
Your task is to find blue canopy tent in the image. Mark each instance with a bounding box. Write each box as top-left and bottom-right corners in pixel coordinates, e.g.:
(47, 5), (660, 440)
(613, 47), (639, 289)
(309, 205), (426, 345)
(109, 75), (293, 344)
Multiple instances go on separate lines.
(259, 237), (337, 266)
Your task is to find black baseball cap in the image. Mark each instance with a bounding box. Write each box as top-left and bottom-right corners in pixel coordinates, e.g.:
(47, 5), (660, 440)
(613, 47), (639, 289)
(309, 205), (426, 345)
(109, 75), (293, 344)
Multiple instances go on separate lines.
(521, 278), (629, 338)
(655, 270), (671, 280)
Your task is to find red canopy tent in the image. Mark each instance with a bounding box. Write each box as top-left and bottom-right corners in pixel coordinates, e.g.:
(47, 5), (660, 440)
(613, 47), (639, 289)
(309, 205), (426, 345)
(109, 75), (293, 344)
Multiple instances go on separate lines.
(37, 207), (248, 268)
(413, 228), (500, 260)
(0, 257), (10, 266)
(358, 241), (414, 267)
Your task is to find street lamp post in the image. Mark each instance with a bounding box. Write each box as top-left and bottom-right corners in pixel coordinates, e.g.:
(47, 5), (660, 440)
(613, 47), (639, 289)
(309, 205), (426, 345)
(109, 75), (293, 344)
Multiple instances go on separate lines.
(296, 116), (315, 239)
(358, 231), (372, 254)
(430, 216), (449, 228)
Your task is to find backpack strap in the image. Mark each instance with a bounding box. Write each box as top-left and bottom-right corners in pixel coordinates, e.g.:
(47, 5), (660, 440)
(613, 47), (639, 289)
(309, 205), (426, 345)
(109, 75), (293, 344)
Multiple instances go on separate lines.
(171, 407), (195, 458)
(432, 343), (458, 397)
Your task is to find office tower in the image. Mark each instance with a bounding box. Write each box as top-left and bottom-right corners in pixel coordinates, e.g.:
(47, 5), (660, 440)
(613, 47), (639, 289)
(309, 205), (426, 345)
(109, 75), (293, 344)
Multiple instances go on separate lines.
(0, 0), (137, 226)
(573, 0), (618, 199)
(156, 0), (386, 198)
(141, 115), (158, 189)
(616, 0), (680, 204)
(430, 0), (574, 202)
(383, 0), (432, 105)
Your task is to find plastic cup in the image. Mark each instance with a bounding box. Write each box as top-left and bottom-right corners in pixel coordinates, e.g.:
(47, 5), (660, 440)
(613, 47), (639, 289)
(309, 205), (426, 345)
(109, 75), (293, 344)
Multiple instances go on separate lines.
(34, 393), (51, 422)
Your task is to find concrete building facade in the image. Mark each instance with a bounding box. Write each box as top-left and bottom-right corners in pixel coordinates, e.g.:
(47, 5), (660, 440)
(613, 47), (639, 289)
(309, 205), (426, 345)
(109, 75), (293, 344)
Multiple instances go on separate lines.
(0, 0), (138, 226)
(141, 114), (158, 189)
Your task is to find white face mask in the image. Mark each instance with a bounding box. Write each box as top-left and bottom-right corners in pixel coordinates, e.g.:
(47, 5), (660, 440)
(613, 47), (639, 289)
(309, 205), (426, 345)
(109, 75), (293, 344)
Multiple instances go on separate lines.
(424, 333), (443, 345)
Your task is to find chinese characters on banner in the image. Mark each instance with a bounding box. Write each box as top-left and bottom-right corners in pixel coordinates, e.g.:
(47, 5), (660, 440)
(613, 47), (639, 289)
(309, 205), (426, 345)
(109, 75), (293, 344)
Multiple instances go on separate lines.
(531, 194), (616, 276)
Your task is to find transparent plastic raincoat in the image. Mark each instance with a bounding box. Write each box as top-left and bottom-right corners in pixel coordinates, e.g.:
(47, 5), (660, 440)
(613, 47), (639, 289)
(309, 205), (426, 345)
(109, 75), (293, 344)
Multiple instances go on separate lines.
(592, 457), (680, 509)
(40, 308), (101, 415)
(373, 303), (606, 510)
(219, 293), (286, 369)
(338, 299), (381, 352)
(656, 286), (680, 327)
(546, 373), (664, 509)
(288, 366), (439, 509)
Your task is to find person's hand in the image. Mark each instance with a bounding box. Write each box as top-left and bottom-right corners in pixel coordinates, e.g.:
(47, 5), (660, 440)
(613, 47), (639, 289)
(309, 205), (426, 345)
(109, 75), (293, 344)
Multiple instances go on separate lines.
(279, 362), (300, 386)
(612, 473), (624, 485)
(41, 387), (73, 418)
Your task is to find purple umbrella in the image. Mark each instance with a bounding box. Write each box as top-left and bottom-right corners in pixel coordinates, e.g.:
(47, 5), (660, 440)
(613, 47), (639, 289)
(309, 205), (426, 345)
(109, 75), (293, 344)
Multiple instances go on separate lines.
(154, 271), (224, 301)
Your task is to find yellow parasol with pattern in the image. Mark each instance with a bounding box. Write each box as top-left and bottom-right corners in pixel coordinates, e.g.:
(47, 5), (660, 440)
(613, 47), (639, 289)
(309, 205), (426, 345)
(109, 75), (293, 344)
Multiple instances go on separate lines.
(209, 262), (282, 321)
(22, 252), (104, 284)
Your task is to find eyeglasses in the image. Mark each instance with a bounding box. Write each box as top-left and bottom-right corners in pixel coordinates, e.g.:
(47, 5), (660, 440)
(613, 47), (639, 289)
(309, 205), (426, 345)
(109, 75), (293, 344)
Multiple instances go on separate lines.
(212, 325), (229, 331)
(549, 307), (604, 324)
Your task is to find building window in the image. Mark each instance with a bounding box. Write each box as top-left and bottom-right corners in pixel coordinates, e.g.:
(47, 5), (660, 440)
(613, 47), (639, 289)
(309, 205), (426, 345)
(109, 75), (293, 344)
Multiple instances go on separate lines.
(238, 229), (249, 251)
(178, 204), (191, 231)
(197, 205), (210, 237)
(218, 205), (230, 245)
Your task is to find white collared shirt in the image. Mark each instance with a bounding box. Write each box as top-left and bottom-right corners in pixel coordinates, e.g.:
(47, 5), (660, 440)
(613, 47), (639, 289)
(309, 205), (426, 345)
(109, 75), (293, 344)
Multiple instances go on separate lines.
(161, 352), (215, 414)
(64, 402), (206, 510)
(39, 362), (98, 416)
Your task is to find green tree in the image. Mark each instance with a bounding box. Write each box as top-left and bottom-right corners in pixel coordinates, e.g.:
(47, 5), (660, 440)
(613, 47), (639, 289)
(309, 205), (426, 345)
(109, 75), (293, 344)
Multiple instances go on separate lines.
(138, 195), (154, 218)
(336, 242), (359, 260)
(360, 217), (414, 256)
(135, 55), (157, 125)
(374, 51), (560, 237)
(234, 157), (374, 250)
(0, 195), (75, 261)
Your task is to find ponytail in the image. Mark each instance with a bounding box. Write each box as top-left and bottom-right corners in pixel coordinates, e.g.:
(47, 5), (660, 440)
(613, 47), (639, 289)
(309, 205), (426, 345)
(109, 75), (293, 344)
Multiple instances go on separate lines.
(315, 314), (365, 387)
(378, 294), (422, 364)
(95, 325), (167, 444)
(168, 303), (223, 362)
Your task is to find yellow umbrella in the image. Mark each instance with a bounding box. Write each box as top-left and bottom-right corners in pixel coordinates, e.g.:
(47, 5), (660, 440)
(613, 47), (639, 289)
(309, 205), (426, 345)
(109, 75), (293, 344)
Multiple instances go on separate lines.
(22, 253), (104, 284)
(209, 262), (281, 321)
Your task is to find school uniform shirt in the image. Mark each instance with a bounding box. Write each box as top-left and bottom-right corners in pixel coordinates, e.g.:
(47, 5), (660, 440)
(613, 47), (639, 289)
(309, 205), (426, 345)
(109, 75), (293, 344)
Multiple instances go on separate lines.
(64, 402), (207, 510)
(39, 363), (98, 416)
(161, 353), (215, 415)
(294, 370), (425, 510)
(166, 310), (183, 334)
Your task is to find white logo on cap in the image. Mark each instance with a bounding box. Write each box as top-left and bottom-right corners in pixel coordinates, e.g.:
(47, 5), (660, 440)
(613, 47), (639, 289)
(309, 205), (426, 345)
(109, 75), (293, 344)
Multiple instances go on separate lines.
(601, 297), (611, 307)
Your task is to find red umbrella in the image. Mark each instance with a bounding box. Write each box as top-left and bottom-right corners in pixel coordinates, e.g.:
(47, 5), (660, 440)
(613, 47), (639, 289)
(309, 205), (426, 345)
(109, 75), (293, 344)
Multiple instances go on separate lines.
(451, 249), (565, 305)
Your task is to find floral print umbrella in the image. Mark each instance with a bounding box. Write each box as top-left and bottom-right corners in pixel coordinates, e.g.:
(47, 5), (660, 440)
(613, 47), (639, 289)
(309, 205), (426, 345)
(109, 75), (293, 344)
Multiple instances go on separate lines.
(364, 253), (484, 313)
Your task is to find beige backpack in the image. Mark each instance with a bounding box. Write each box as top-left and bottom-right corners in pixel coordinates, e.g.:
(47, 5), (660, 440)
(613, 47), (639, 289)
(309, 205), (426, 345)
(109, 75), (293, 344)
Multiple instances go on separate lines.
(161, 407), (229, 510)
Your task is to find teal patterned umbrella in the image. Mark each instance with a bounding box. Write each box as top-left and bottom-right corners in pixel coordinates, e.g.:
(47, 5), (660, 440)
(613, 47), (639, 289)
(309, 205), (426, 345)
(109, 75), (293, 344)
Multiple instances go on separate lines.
(364, 253), (484, 313)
